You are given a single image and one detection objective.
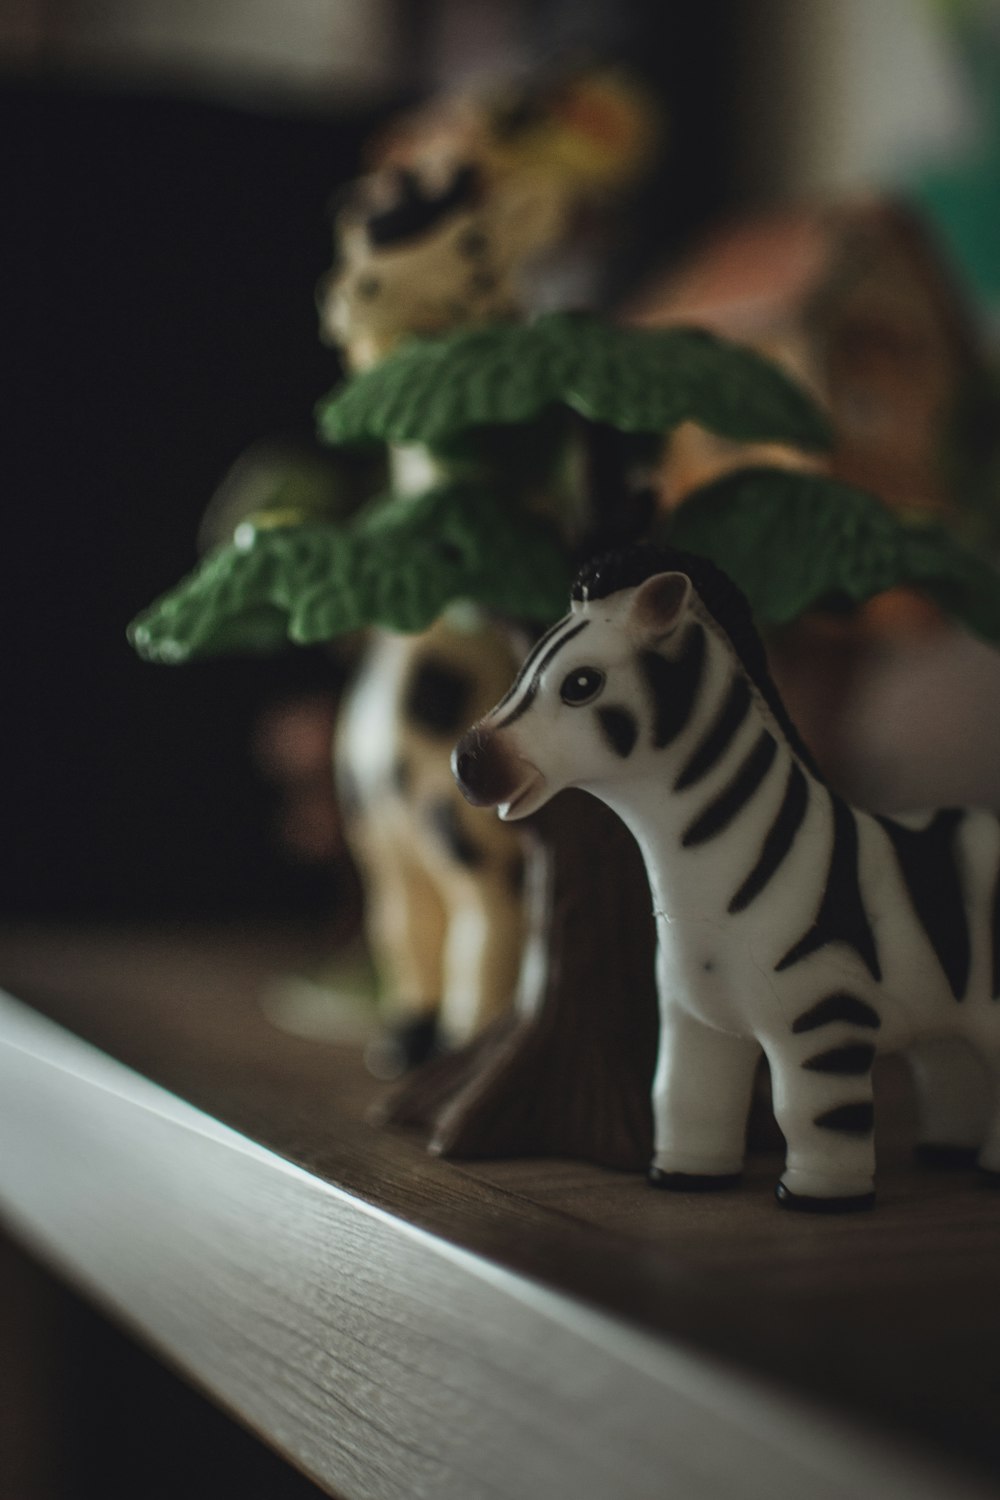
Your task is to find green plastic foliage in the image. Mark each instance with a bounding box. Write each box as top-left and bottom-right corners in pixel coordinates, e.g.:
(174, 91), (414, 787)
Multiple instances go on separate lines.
(128, 483), (570, 662)
(668, 467), (1000, 641)
(317, 312), (833, 452)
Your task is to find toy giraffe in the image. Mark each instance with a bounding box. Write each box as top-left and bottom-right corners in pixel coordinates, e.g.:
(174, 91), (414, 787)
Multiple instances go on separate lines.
(317, 73), (656, 1067)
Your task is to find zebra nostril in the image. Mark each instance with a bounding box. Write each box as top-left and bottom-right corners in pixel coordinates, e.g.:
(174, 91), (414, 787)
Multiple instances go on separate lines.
(454, 749), (474, 783)
(452, 730), (495, 805)
(452, 732), (481, 788)
(453, 726), (523, 807)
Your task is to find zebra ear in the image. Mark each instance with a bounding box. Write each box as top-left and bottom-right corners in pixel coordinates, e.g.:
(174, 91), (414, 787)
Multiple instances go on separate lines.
(629, 571), (691, 641)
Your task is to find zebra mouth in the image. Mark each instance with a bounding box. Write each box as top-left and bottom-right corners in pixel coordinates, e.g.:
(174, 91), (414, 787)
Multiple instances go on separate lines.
(498, 766), (547, 822)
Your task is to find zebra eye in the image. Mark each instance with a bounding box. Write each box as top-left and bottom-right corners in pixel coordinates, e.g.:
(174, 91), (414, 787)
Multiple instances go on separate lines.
(559, 667), (605, 706)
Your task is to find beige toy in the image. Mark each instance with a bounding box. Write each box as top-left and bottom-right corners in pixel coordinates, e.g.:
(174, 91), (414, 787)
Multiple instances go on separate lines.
(320, 69), (656, 371)
(336, 614), (528, 1070)
(322, 71), (656, 1068)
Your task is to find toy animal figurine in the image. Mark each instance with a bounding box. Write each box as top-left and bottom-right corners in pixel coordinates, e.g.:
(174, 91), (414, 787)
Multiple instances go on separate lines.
(320, 68), (657, 371)
(312, 71), (658, 1068)
(454, 542), (1000, 1210)
(336, 612), (527, 1069)
(319, 160), (519, 372)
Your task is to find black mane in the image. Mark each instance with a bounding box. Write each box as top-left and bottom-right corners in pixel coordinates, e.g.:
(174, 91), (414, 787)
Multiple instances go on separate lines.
(572, 544), (824, 781)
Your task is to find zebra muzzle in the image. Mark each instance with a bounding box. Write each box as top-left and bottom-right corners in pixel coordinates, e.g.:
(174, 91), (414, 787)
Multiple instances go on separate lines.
(452, 725), (541, 816)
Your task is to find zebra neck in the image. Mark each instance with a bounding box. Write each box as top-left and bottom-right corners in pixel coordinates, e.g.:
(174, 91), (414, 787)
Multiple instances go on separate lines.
(595, 680), (817, 924)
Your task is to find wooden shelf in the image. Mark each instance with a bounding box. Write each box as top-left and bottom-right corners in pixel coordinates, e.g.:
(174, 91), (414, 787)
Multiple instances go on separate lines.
(1, 924), (998, 1500)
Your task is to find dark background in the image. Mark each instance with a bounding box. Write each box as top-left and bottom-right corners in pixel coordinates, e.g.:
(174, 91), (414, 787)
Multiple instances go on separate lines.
(4, 82), (372, 921)
(1, 1), (737, 923)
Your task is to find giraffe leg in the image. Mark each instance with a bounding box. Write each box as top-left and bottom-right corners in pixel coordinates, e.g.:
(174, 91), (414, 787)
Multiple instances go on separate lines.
(418, 785), (527, 1049)
(649, 1008), (760, 1186)
(765, 1033), (877, 1210)
(436, 867), (526, 1048)
(354, 828), (449, 1074)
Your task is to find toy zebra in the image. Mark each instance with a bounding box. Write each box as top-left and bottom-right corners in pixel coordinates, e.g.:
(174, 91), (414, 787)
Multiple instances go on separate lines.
(453, 543), (1000, 1211)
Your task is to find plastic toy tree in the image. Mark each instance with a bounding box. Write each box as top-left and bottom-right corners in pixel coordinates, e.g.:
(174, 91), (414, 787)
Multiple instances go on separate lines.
(132, 313), (1000, 665)
(130, 312), (1000, 1169)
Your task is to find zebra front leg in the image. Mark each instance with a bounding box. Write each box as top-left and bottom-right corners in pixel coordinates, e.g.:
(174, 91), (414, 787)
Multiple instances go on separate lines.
(649, 1007), (761, 1189)
(765, 1031), (877, 1211)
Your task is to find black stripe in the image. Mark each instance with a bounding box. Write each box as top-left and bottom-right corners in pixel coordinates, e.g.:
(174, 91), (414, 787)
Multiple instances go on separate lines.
(492, 613), (573, 715)
(792, 993), (881, 1033)
(813, 1102), (874, 1136)
(598, 706), (638, 758)
(494, 619), (589, 728)
(802, 1043), (876, 1076)
(675, 675), (751, 791)
(638, 624), (705, 749)
(682, 731), (777, 848)
(776, 794), (881, 982)
(729, 762), (809, 914)
(876, 809), (970, 1001)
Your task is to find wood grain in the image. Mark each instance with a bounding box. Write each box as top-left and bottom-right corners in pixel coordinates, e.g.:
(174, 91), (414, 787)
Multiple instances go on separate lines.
(1, 924), (999, 1498)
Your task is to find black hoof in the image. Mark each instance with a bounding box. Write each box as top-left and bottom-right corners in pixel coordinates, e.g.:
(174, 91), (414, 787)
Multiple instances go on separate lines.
(915, 1143), (979, 1170)
(365, 1015), (442, 1079)
(775, 1182), (875, 1213)
(648, 1167), (743, 1192)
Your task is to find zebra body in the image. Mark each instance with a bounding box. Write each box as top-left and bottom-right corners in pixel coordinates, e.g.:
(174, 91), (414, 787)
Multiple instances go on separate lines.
(453, 545), (1000, 1208)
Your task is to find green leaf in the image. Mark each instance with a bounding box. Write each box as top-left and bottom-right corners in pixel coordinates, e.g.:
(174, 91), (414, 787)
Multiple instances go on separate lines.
(666, 467), (1000, 641)
(317, 312), (832, 453)
(128, 483), (571, 662)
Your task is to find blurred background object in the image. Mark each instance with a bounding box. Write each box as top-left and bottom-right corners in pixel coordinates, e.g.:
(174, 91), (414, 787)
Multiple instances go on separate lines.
(735, 0), (1000, 333)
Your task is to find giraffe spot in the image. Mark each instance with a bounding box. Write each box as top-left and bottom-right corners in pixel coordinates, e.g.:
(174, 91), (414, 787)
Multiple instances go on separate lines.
(467, 269), (499, 296)
(456, 227), (489, 258)
(404, 654), (474, 737)
(427, 797), (485, 869)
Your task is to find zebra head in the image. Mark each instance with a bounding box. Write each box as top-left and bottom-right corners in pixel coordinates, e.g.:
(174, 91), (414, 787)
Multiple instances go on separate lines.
(452, 547), (702, 821)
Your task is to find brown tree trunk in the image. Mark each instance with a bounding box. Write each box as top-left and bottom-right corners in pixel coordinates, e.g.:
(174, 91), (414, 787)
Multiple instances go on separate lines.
(377, 790), (660, 1170)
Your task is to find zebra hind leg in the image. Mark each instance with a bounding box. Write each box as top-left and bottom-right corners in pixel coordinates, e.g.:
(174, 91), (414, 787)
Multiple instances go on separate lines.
(970, 1047), (1000, 1183)
(765, 1032), (877, 1212)
(905, 1036), (989, 1169)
